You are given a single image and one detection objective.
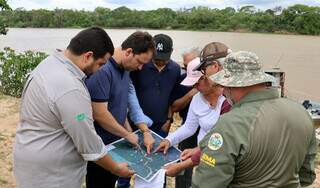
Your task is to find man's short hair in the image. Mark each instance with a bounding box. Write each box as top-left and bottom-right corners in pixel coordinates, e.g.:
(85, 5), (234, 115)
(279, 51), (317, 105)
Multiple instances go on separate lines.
(121, 31), (155, 55)
(67, 27), (114, 59)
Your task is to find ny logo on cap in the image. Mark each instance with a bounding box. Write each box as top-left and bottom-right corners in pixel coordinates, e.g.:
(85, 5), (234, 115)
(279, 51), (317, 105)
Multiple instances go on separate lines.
(156, 43), (164, 51)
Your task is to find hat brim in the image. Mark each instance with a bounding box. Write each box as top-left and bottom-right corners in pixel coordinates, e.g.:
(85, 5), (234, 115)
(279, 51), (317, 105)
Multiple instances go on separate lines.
(209, 70), (276, 87)
(193, 60), (205, 71)
(180, 76), (201, 86)
(154, 51), (172, 61)
(192, 57), (226, 71)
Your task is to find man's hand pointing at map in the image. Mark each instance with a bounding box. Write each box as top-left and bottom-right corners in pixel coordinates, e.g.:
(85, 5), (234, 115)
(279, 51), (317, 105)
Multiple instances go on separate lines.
(143, 131), (155, 154)
(154, 139), (170, 154)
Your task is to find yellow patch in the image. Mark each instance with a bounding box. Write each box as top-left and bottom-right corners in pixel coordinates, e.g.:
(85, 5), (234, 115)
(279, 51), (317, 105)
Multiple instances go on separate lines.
(200, 153), (216, 167)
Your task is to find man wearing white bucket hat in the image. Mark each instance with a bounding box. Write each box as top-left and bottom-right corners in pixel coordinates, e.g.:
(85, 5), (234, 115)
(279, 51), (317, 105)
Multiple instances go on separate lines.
(192, 51), (316, 188)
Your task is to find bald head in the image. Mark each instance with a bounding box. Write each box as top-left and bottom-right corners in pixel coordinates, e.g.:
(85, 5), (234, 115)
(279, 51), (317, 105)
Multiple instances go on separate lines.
(182, 47), (200, 68)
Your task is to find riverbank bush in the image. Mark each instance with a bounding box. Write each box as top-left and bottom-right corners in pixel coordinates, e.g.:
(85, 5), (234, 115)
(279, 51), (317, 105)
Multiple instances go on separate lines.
(0, 48), (47, 97)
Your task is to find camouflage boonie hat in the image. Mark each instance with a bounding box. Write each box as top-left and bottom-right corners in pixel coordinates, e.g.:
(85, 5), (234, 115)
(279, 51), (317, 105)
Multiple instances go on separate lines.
(209, 51), (275, 87)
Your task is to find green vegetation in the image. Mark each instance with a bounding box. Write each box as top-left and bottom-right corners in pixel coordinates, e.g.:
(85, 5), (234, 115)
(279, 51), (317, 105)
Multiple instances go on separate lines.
(0, 48), (47, 97)
(1, 4), (320, 35)
(0, 0), (11, 34)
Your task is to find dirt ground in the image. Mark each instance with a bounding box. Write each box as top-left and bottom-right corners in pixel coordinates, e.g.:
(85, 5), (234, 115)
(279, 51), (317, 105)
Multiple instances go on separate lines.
(0, 94), (19, 188)
(0, 93), (319, 188)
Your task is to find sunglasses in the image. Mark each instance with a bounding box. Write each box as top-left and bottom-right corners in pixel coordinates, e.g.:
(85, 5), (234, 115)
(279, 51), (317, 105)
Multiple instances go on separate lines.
(200, 61), (217, 75)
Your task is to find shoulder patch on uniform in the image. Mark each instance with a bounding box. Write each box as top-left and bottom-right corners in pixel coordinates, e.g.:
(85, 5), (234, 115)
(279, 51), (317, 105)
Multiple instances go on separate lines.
(208, 133), (223, 150)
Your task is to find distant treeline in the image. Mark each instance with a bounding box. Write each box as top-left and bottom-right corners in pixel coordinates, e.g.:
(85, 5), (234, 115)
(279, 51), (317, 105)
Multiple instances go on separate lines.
(1, 4), (320, 35)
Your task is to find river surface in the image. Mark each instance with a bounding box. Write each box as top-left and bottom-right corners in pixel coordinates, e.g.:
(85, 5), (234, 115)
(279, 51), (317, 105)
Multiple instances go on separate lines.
(1, 28), (319, 101)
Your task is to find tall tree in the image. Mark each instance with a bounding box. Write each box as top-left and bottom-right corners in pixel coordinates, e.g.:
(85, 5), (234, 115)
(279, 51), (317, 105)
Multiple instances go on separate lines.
(0, 0), (11, 34)
(239, 5), (256, 14)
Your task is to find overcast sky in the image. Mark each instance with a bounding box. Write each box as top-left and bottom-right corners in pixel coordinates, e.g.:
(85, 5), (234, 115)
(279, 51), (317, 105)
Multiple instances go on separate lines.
(7, 0), (320, 11)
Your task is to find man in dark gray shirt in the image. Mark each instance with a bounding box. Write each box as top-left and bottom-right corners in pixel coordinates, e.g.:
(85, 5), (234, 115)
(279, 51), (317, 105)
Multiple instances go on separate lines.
(13, 27), (134, 188)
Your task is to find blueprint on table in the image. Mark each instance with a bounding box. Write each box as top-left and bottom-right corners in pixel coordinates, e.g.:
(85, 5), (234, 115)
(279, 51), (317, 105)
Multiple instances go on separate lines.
(105, 130), (181, 182)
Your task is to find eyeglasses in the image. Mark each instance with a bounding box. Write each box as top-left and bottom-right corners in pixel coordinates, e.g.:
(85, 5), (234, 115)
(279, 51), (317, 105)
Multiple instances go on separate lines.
(200, 61), (216, 75)
(211, 83), (219, 88)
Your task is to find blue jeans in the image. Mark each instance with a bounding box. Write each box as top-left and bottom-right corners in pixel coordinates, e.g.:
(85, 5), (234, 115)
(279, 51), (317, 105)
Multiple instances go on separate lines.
(117, 177), (130, 188)
(156, 129), (169, 138)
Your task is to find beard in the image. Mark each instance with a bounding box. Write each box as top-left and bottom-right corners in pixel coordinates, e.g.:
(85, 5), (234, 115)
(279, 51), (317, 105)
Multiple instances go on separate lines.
(83, 63), (96, 77)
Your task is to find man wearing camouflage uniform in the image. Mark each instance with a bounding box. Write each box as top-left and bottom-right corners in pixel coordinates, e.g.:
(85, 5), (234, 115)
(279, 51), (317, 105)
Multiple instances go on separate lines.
(192, 51), (317, 188)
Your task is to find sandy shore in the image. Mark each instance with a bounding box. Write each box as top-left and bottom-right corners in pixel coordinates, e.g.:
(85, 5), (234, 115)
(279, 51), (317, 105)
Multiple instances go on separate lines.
(0, 94), (19, 188)
(0, 93), (319, 188)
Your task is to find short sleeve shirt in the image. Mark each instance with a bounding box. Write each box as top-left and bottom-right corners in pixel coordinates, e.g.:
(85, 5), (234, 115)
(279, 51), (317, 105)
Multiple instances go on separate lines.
(14, 50), (106, 188)
(130, 60), (180, 132)
(85, 57), (129, 144)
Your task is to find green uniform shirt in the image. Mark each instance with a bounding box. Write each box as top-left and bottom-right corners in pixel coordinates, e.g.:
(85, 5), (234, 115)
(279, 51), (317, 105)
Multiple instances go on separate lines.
(192, 88), (317, 188)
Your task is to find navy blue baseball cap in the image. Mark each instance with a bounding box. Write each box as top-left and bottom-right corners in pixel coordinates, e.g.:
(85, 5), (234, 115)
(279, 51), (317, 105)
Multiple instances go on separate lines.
(153, 34), (173, 61)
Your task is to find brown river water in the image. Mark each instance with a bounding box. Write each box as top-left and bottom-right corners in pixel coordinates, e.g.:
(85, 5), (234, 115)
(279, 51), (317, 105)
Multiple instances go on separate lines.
(1, 28), (319, 101)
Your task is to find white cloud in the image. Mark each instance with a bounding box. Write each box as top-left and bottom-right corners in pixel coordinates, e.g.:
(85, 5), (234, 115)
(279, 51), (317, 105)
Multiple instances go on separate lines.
(8, 0), (118, 10)
(7, 0), (320, 11)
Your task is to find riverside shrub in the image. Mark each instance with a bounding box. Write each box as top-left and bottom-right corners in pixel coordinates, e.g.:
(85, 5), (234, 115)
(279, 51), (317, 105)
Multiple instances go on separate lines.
(0, 47), (47, 97)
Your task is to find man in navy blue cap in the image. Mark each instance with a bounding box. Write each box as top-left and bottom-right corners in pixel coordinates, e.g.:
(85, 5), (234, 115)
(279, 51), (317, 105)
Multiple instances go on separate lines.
(130, 34), (181, 138)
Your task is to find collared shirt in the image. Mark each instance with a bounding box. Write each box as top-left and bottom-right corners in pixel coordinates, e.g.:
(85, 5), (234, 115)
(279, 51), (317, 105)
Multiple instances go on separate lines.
(130, 60), (181, 133)
(13, 50), (106, 188)
(85, 57), (130, 144)
(193, 88), (317, 188)
(167, 93), (227, 146)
